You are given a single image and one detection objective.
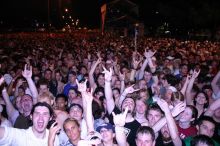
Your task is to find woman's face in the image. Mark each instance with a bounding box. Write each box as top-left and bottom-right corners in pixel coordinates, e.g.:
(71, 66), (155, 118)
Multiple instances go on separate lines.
(195, 93), (207, 105)
(97, 74), (105, 87)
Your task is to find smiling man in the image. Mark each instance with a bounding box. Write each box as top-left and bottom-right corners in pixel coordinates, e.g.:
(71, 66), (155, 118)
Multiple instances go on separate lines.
(0, 102), (59, 146)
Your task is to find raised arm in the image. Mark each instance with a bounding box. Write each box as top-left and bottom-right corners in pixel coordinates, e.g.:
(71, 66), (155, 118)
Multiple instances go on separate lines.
(153, 102), (185, 133)
(211, 70), (220, 96)
(89, 55), (102, 90)
(48, 122), (61, 146)
(130, 54), (141, 82)
(118, 84), (140, 109)
(2, 88), (19, 125)
(103, 67), (115, 114)
(157, 99), (182, 146)
(138, 50), (156, 80)
(180, 75), (190, 96)
(185, 70), (200, 105)
(76, 79), (94, 133)
(112, 107), (129, 146)
(118, 71), (125, 94)
(22, 64), (38, 104)
(0, 126), (5, 140)
(205, 98), (220, 116)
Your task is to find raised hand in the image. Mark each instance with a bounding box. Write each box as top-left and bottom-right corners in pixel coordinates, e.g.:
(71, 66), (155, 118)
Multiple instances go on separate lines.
(0, 76), (4, 86)
(157, 99), (170, 114)
(48, 121), (61, 145)
(16, 79), (24, 87)
(132, 57), (141, 70)
(102, 66), (113, 82)
(119, 71), (125, 81)
(22, 64), (32, 79)
(97, 51), (101, 58)
(191, 69), (200, 79)
(124, 84), (140, 94)
(112, 107), (128, 127)
(144, 49), (156, 59)
(82, 88), (94, 104)
(76, 79), (88, 93)
(171, 102), (186, 117)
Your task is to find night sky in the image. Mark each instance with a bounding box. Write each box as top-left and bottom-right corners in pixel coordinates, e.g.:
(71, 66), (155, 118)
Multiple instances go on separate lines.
(0, 0), (220, 29)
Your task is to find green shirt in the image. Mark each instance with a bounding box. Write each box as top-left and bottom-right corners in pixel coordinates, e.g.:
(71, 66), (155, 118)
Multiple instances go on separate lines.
(184, 136), (220, 146)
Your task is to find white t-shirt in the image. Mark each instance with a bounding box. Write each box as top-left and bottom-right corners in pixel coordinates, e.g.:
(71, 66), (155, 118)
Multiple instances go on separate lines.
(0, 126), (59, 146)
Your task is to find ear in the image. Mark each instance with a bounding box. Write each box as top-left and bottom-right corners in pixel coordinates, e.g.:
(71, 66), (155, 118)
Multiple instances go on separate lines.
(113, 133), (116, 138)
(196, 125), (199, 131)
(190, 118), (195, 122)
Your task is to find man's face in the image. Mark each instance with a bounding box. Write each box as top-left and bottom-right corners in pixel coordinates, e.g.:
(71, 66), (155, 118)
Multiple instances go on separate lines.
(39, 85), (48, 94)
(144, 71), (152, 82)
(44, 70), (52, 80)
(32, 106), (51, 134)
(147, 109), (163, 127)
(55, 72), (62, 81)
(64, 121), (81, 141)
(68, 74), (76, 83)
(161, 124), (171, 142)
(198, 120), (215, 137)
(179, 107), (193, 123)
(122, 98), (135, 113)
(100, 128), (114, 142)
(69, 106), (83, 121)
(136, 100), (147, 115)
(21, 95), (33, 113)
(136, 133), (155, 146)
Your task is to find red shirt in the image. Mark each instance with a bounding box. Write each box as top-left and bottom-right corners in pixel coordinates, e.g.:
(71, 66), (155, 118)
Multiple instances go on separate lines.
(177, 124), (197, 139)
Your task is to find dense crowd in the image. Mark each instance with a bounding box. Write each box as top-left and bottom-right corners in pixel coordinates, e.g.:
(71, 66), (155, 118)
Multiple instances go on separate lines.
(0, 31), (220, 146)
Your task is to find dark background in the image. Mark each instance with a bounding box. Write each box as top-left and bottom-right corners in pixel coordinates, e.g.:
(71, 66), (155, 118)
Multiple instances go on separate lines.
(0, 0), (220, 30)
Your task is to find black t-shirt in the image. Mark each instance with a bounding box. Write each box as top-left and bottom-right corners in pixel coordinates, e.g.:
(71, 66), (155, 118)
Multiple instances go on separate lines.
(14, 114), (32, 129)
(213, 121), (220, 144)
(156, 132), (185, 146)
(109, 106), (141, 146)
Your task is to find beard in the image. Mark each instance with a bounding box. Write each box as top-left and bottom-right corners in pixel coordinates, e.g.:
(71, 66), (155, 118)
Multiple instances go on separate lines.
(162, 132), (172, 143)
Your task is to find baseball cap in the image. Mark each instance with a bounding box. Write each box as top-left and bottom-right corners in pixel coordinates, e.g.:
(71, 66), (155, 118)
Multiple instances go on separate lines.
(96, 123), (115, 133)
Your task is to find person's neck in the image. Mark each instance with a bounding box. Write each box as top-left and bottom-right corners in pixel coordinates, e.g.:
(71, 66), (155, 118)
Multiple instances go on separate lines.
(23, 111), (30, 117)
(135, 112), (145, 119)
(196, 103), (204, 111)
(32, 127), (46, 139)
(179, 121), (191, 129)
(103, 140), (114, 146)
(125, 113), (134, 122)
(70, 137), (80, 145)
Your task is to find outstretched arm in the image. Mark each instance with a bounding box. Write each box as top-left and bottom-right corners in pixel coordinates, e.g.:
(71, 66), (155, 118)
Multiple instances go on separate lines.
(211, 71), (220, 96)
(180, 75), (190, 96)
(103, 67), (115, 114)
(22, 64), (38, 104)
(2, 88), (19, 125)
(118, 84), (140, 109)
(89, 54), (102, 90)
(157, 99), (183, 146)
(76, 79), (94, 133)
(185, 70), (200, 105)
(112, 107), (129, 146)
(205, 98), (220, 116)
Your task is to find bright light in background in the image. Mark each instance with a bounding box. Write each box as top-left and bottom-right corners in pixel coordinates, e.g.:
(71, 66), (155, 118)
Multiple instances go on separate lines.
(65, 8), (68, 12)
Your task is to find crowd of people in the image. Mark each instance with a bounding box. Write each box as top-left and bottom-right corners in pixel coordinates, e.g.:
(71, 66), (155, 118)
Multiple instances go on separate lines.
(0, 31), (220, 146)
